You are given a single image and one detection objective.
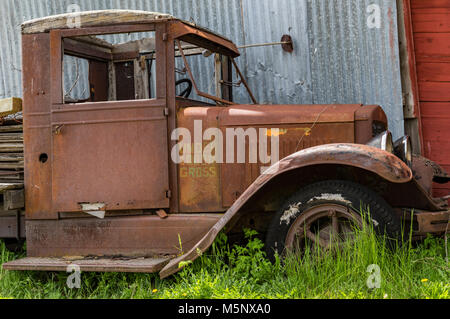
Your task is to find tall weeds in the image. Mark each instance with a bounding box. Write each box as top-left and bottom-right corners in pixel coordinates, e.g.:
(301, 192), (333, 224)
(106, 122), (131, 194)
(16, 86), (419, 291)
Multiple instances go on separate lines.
(0, 210), (448, 299)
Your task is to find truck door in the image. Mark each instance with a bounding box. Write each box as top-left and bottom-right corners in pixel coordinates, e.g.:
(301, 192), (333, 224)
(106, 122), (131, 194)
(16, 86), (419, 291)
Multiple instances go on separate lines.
(50, 30), (170, 214)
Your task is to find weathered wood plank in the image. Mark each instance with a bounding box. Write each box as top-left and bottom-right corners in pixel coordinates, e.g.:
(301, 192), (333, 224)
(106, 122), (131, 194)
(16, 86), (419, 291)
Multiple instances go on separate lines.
(72, 35), (114, 49)
(0, 153), (24, 162)
(4, 189), (25, 210)
(412, 8), (450, 33)
(2, 256), (170, 272)
(0, 171), (24, 181)
(22, 10), (173, 34)
(112, 37), (156, 55)
(417, 62), (450, 82)
(420, 102), (450, 117)
(0, 125), (23, 133)
(0, 162), (24, 169)
(0, 132), (23, 142)
(0, 183), (24, 192)
(412, 0), (450, 9)
(108, 62), (117, 101)
(0, 143), (23, 152)
(0, 98), (22, 117)
(63, 38), (112, 61)
(0, 210), (20, 218)
(414, 33), (450, 58)
(418, 81), (450, 101)
(134, 57), (149, 100)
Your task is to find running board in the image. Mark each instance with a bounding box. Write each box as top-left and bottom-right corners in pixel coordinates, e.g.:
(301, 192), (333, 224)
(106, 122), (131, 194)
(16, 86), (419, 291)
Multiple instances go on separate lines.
(2, 256), (173, 273)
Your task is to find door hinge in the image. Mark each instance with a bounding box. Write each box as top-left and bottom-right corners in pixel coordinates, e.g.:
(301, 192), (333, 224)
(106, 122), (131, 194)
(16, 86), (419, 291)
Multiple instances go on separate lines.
(163, 108), (169, 116)
(165, 190), (172, 198)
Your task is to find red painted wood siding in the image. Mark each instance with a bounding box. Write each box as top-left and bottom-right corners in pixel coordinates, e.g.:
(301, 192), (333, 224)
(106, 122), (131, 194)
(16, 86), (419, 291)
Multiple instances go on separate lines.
(411, 0), (450, 197)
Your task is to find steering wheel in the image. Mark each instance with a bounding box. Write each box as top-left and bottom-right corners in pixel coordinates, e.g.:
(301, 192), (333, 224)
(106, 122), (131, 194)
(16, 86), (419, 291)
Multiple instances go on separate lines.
(176, 78), (193, 98)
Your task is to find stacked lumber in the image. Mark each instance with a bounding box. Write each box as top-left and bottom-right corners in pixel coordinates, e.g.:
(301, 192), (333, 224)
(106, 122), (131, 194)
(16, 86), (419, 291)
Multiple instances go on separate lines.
(0, 98), (24, 213)
(0, 124), (24, 183)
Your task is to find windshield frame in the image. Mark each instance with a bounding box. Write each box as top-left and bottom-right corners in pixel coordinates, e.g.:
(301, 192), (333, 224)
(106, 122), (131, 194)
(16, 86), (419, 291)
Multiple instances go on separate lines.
(175, 39), (257, 106)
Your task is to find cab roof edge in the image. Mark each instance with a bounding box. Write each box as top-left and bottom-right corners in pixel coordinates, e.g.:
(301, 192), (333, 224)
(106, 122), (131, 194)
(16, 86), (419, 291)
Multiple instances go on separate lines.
(21, 10), (174, 34)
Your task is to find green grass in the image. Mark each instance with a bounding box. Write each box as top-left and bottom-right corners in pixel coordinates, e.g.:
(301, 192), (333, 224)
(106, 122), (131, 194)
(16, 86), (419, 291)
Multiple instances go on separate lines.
(0, 227), (448, 299)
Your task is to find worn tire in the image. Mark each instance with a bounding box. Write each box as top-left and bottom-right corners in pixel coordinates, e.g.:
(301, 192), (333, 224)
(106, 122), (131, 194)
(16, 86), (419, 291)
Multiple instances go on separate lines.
(265, 180), (401, 261)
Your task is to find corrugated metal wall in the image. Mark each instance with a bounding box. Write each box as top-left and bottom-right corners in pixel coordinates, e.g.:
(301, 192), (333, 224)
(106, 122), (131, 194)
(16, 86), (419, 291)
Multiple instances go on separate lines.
(0, 0), (404, 138)
(240, 0), (312, 105)
(306, 0), (404, 138)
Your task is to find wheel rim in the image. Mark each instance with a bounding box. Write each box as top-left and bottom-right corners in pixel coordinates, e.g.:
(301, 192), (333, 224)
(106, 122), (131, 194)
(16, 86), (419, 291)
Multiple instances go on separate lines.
(285, 203), (364, 253)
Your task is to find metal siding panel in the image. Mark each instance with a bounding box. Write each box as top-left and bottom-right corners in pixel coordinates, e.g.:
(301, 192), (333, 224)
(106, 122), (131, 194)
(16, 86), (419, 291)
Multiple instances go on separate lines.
(241, 0), (312, 105)
(306, 0), (404, 139)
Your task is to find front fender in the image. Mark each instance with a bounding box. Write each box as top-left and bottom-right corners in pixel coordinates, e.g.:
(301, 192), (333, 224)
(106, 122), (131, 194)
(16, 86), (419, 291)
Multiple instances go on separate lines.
(263, 143), (413, 183)
(160, 143), (413, 278)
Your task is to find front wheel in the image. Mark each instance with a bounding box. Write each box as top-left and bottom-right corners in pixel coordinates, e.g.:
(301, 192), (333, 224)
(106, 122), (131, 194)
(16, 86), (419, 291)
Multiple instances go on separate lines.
(265, 180), (401, 261)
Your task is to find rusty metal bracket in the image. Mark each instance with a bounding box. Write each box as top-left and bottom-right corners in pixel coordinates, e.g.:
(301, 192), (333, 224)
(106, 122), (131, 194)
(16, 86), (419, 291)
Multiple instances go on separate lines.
(220, 79), (242, 87)
(414, 210), (450, 236)
(156, 209), (168, 219)
(237, 34), (294, 53)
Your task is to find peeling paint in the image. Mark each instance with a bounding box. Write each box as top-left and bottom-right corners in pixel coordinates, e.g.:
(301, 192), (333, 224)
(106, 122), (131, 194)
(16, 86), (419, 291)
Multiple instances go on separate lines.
(84, 211), (106, 219)
(307, 193), (351, 205)
(80, 203), (106, 211)
(280, 202), (302, 225)
(79, 203), (106, 219)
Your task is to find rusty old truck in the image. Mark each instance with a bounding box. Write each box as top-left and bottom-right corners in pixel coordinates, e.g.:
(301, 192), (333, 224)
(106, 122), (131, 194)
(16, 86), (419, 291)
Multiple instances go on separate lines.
(1, 10), (449, 278)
